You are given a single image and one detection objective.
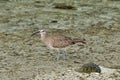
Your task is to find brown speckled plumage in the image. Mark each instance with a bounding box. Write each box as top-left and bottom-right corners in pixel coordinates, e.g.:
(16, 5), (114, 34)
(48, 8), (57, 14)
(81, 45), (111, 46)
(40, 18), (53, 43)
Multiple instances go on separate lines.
(31, 29), (86, 60)
(43, 35), (85, 48)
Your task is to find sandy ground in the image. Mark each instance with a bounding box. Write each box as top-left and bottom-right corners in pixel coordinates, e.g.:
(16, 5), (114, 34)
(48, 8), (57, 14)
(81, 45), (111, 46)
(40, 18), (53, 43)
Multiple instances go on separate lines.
(0, 0), (120, 80)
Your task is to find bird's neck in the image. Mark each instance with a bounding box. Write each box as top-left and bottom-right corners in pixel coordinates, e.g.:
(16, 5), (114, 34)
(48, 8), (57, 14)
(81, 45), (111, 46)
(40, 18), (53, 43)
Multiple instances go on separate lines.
(40, 33), (46, 41)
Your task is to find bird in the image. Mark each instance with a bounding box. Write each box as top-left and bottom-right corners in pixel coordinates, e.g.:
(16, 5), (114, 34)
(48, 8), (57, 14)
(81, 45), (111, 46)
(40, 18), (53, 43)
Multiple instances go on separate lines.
(31, 29), (86, 61)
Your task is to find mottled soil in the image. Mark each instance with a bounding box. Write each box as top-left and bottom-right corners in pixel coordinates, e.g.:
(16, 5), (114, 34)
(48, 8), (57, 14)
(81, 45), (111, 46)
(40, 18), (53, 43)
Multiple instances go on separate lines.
(0, 0), (120, 80)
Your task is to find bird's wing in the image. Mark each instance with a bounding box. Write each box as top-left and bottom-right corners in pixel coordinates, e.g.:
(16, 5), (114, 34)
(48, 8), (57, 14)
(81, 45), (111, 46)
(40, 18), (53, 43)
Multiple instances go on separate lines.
(48, 36), (74, 48)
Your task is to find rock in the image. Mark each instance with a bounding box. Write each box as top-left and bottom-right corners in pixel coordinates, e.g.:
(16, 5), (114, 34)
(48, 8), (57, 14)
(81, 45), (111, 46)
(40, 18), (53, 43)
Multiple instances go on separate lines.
(75, 62), (101, 73)
(53, 3), (77, 10)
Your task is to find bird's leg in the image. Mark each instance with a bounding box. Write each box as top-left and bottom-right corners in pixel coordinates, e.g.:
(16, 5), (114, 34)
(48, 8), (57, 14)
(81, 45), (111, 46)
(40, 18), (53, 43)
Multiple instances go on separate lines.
(56, 49), (61, 61)
(62, 49), (67, 60)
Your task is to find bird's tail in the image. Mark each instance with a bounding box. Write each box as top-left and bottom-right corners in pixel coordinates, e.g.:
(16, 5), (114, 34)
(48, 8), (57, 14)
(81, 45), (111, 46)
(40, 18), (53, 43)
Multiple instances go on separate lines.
(73, 38), (86, 44)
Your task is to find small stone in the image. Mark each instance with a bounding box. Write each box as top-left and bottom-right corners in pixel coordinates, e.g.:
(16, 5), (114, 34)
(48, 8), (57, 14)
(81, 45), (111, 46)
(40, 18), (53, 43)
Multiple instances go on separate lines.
(51, 20), (58, 23)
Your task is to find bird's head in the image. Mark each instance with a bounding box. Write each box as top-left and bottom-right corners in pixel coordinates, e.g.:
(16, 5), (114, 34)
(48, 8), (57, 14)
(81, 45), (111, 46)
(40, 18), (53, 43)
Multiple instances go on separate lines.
(31, 29), (46, 36)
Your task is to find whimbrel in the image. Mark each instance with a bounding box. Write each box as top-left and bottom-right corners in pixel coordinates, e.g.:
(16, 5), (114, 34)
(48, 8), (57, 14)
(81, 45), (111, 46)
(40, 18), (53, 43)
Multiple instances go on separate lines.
(31, 29), (86, 60)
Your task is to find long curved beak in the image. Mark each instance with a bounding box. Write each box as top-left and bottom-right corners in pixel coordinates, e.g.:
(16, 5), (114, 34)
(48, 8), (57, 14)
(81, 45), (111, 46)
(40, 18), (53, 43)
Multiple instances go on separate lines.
(31, 31), (39, 36)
